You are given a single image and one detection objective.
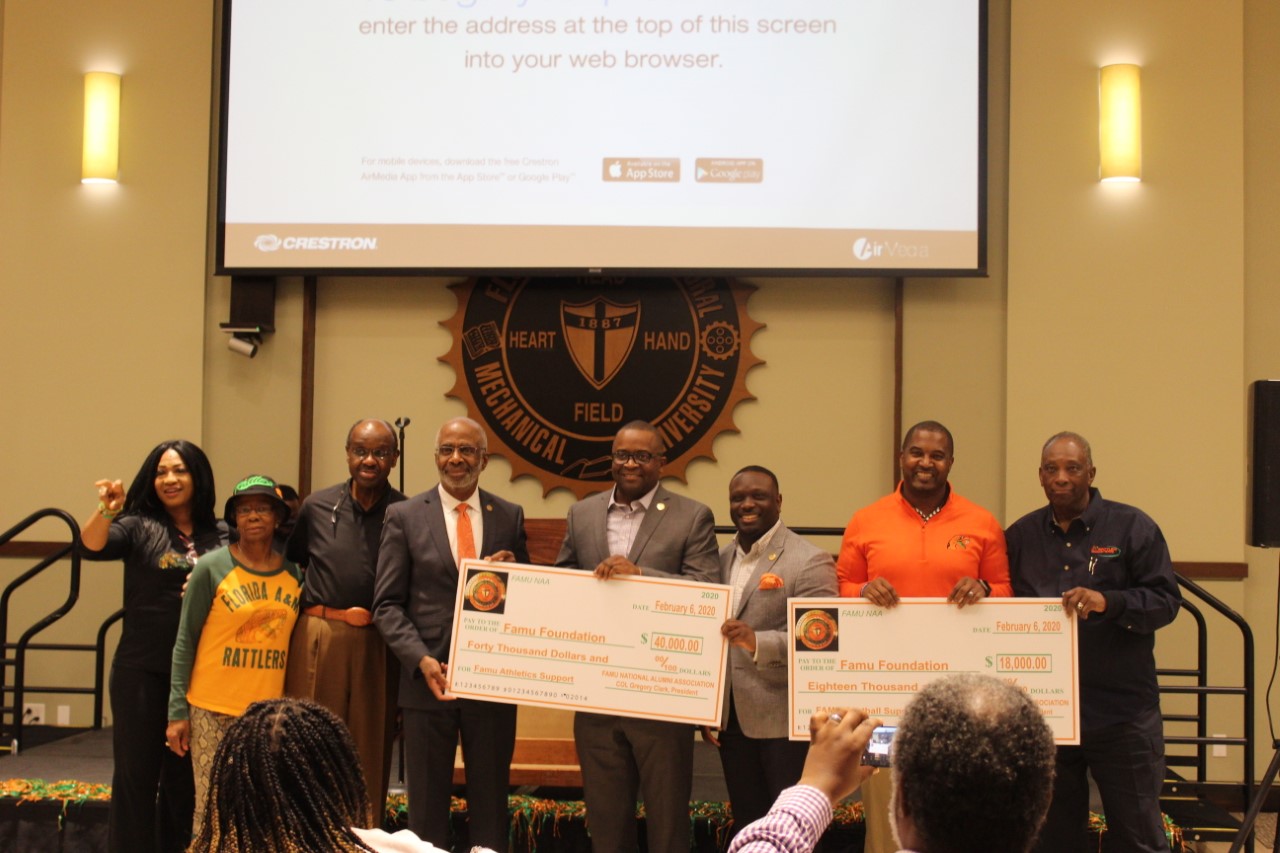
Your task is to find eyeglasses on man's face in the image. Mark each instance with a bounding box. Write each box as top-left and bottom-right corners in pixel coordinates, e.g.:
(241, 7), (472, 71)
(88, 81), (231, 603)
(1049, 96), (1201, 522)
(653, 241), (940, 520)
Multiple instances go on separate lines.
(612, 450), (658, 465)
(437, 445), (483, 460)
(348, 446), (396, 461)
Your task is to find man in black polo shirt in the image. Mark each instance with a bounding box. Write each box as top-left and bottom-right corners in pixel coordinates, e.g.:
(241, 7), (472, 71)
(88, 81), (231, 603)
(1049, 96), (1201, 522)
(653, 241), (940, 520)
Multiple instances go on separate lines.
(1005, 432), (1181, 853)
(285, 418), (406, 814)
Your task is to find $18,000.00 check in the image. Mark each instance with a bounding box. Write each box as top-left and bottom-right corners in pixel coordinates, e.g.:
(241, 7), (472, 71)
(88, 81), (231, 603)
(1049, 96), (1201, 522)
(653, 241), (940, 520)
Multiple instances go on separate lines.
(446, 560), (732, 726)
(788, 598), (1080, 744)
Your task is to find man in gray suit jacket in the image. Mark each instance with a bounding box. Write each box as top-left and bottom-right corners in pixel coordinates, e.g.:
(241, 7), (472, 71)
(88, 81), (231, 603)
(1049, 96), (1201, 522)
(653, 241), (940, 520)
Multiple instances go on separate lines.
(703, 466), (838, 842)
(373, 417), (529, 851)
(556, 420), (720, 852)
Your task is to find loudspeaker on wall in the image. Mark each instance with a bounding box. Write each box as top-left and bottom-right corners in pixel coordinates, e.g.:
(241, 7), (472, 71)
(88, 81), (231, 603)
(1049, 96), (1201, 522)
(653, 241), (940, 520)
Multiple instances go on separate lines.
(1249, 380), (1280, 547)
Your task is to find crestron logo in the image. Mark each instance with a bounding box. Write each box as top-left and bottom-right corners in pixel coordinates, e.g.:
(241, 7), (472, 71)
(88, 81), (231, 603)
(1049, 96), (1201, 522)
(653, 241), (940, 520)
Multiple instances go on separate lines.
(255, 235), (379, 252)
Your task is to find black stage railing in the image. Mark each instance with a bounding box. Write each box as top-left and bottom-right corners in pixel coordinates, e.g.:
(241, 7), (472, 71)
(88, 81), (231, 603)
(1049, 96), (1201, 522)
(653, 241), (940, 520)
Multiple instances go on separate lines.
(0, 508), (104, 754)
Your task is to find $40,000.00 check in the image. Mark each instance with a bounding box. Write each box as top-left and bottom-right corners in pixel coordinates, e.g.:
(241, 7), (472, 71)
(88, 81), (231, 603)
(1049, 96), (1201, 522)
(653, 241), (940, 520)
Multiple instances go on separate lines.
(447, 560), (732, 726)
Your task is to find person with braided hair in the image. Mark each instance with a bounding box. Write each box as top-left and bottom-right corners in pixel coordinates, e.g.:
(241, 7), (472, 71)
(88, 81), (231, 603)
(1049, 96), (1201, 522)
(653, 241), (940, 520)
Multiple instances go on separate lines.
(191, 697), (488, 853)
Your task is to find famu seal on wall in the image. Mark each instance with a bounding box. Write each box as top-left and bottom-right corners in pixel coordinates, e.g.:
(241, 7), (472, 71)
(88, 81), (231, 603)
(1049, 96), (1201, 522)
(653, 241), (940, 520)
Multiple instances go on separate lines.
(441, 277), (762, 497)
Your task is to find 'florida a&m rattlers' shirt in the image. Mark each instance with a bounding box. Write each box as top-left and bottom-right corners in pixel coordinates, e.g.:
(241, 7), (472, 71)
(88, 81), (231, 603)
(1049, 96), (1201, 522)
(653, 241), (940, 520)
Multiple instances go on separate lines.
(167, 546), (302, 720)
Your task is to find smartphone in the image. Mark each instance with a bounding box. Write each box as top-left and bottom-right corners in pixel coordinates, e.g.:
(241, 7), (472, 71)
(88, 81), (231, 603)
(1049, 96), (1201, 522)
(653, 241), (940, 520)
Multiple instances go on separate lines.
(861, 725), (897, 767)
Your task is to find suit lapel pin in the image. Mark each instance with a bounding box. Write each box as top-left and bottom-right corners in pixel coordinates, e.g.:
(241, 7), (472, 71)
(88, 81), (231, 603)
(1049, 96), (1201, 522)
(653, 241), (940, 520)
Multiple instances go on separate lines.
(656, 502), (666, 511)
(768, 553), (778, 562)
(485, 504), (493, 511)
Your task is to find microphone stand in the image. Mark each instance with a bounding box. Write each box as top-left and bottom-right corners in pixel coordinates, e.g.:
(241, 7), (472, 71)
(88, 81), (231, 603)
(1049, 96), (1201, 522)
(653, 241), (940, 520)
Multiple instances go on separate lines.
(394, 417), (411, 494)
(392, 416), (410, 789)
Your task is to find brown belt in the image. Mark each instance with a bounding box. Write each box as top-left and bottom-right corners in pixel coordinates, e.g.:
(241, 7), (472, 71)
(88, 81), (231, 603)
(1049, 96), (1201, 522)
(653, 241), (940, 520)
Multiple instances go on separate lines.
(302, 604), (373, 628)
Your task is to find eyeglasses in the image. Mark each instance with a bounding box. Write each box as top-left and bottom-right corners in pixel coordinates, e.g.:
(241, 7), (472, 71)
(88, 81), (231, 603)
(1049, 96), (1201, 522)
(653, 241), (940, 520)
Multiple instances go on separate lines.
(437, 445), (483, 460)
(348, 446), (396, 461)
(612, 450), (658, 465)
(234, 503), (276, 517)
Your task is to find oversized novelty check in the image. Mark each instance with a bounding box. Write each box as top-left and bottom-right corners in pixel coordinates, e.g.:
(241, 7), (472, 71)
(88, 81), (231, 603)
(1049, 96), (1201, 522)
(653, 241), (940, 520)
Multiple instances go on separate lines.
(788, 598), (1080, 744)
(447, 560), (731, 725)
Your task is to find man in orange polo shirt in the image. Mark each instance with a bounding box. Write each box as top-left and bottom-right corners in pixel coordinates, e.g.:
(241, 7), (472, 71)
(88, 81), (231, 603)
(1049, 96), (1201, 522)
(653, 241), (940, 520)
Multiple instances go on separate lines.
(836, 420), (1011, 853)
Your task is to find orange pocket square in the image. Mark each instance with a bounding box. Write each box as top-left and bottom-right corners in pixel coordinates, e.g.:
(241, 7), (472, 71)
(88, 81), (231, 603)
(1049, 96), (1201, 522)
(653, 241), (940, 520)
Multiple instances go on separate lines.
(758, 573), (784, 590)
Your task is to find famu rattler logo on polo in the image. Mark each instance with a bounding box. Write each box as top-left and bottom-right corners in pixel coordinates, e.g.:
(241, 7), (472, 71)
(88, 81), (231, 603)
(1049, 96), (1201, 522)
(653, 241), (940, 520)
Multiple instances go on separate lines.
(442, 278), (761, 497)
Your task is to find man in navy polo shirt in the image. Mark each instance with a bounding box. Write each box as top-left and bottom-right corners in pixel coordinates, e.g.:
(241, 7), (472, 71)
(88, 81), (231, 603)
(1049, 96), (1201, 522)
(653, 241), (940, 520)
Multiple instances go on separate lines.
(1006, 432), (1181, 853)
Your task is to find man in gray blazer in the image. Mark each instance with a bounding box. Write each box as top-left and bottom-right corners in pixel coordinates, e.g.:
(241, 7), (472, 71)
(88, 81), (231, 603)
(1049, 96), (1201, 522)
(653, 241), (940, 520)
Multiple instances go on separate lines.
(556, 420), (720, 852)
(703, 466), (838, 842)
(373, 417), (529, 851)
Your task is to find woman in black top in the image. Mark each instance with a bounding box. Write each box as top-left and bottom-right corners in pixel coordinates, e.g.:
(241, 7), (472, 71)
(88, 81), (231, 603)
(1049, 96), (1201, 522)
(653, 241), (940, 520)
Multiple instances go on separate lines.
(81, 440), (226, 853)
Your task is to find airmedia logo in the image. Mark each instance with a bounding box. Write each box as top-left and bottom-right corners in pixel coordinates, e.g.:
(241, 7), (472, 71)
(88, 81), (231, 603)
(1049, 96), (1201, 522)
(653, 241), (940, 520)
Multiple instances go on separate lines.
(852, 236), (931, 261)
(442, 278), (762, 497)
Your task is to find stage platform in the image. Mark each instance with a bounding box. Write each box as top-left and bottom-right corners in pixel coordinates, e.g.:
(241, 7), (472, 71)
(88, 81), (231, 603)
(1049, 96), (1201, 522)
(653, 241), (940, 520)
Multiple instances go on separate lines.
(1, 725), (731, 799)
(3, 726), (113, 785)
(0, 727), (1189, 852)
(0, 726), (766, 852)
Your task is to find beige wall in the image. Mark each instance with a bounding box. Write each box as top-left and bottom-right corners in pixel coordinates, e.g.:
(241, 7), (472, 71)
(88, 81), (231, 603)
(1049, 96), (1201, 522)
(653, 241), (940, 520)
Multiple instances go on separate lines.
(1007, 0), (1253, 776)
(220, 276), (900, 528)
(3, 0), (1279, 781)
(0, 0), (213, 727)
(1008, 3), (1246, 556)
(1243, 0), (1280, 780)
(0, 0), (213, 513)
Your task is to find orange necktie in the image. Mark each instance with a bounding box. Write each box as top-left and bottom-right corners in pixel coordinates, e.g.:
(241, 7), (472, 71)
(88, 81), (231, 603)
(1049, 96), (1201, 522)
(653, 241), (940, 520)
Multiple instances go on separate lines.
(457, 503), (477, 564)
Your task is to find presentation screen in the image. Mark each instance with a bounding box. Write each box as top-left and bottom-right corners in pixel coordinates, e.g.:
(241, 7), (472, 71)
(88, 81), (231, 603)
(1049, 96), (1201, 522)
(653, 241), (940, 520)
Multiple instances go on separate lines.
(216, 0), (987, 276)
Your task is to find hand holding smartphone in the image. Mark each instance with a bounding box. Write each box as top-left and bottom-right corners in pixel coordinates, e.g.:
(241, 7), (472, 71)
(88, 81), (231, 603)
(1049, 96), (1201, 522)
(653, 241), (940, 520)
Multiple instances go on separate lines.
(861, 725), (897, 767)
(800, 709), (883, 806)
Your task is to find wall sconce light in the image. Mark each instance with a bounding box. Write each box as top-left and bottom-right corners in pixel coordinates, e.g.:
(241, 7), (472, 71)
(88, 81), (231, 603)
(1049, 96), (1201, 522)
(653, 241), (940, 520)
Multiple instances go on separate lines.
(1098, 64), (1141, 182)
(82, 71), (121, 183)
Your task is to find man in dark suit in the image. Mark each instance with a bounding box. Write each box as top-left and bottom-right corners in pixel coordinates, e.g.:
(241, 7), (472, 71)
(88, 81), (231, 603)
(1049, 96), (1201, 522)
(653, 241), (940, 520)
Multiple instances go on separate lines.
(556, 420), (720, 852)
(703, 466), (837, 842)
(373, 417), (529, 851)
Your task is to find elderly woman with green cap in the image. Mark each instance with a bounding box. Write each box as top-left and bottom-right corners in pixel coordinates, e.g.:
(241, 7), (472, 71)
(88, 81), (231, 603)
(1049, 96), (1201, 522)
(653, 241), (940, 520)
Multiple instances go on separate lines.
(165, 475), (303, 838)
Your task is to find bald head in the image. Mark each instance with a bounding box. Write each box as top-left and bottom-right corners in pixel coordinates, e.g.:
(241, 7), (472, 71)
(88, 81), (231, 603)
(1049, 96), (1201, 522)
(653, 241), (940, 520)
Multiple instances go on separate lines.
(892, 674), (1055, 853)
(1042, 431), (1092, 466)
(346, 418), (398, 451)
(435, 417), (488, 451)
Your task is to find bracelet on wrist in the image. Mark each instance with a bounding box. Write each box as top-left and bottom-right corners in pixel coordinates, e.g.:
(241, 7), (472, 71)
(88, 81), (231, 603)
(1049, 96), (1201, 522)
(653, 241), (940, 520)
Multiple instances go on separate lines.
(978, 579), (991, 596)
(98, 501), (120, 520)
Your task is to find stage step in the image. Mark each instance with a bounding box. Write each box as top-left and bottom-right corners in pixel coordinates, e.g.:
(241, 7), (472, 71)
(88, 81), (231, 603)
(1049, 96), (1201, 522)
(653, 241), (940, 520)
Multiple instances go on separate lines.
(1161, 772), (1246, 845)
